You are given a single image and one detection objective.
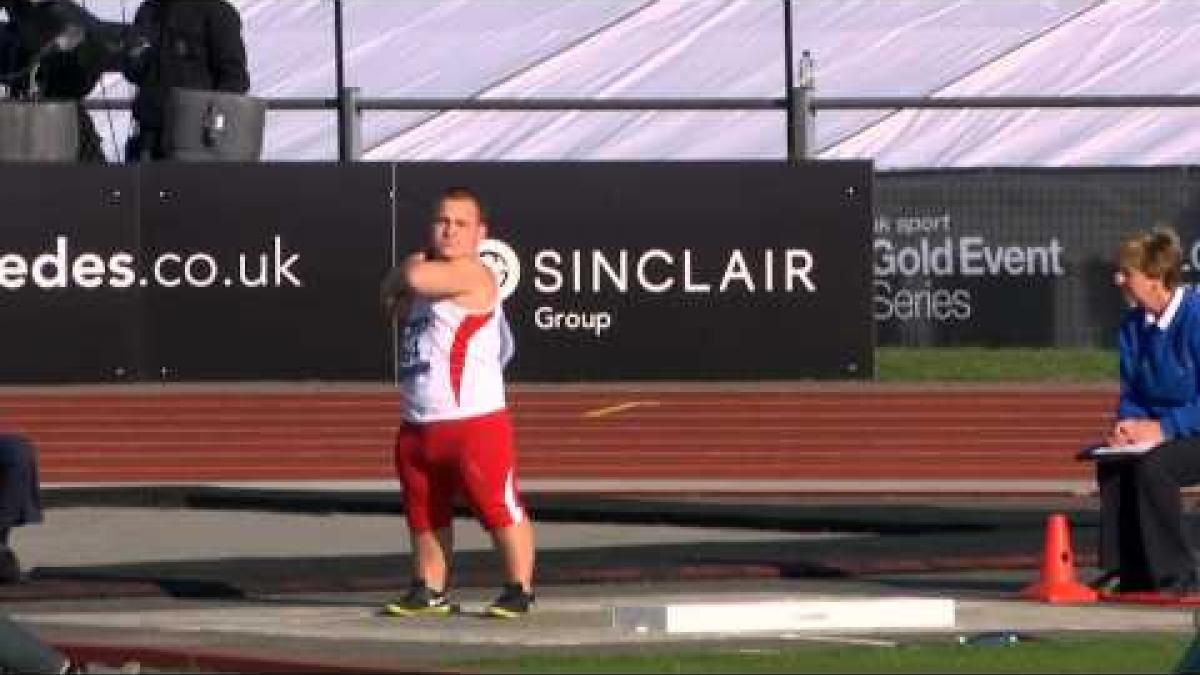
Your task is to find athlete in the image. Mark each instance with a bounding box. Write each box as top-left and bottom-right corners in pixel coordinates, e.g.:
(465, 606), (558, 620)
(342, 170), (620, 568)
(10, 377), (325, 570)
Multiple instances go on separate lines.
(380, 186), (535, 618)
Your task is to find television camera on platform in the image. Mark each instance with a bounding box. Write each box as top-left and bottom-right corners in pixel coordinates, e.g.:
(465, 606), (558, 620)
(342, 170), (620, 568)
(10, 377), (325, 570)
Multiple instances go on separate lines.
(0, 0), (263, 162)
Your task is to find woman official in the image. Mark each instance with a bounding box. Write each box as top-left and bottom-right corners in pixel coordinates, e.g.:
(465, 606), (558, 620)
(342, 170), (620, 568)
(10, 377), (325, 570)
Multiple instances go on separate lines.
(1095, 225), (1200, 595)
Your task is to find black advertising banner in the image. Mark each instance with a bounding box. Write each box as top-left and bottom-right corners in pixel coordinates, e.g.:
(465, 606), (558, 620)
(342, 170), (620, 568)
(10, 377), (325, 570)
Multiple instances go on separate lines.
(0, 165), (140, 382)
(874, 168), (1200, 348)
(0, 162), (870, 383)
(392, 162), (875, 381)
(10, 164), (1197, 381)
(139, 164), (394, 380)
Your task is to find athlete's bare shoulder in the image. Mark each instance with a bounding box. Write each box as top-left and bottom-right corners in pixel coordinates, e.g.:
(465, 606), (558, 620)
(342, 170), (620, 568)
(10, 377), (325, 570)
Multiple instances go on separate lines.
(454, 257), (498, 312)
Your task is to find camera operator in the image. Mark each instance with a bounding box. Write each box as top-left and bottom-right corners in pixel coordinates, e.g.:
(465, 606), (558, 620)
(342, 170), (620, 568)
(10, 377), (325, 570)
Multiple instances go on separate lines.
(123, 0), (249, 162)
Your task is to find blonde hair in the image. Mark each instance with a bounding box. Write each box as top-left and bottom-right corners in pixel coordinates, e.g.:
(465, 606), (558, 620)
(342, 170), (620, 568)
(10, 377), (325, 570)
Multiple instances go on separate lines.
(1117, 225), (1183, 289)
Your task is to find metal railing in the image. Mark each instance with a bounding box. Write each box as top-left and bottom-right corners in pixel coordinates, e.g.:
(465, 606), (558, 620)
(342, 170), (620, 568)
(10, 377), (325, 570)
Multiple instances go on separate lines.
(84, 89), (1200, 163)
(74, 0), (1200, 163)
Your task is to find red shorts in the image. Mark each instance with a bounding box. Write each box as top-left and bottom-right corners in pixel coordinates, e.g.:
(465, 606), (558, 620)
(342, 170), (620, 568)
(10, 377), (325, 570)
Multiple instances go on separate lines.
(393, 409), (525, 532)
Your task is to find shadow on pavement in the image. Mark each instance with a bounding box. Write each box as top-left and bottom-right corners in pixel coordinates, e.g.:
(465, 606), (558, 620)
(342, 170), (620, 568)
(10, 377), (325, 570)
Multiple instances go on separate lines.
(16, 524), (1095, 601)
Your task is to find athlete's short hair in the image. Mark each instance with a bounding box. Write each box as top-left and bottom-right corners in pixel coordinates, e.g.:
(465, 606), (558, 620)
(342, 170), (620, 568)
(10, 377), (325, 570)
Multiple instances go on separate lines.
(437, 186), (487, 223)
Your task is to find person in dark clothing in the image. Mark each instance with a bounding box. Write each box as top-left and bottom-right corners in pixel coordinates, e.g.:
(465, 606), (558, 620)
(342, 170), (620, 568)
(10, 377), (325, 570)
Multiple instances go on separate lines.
(0, 434), (43, 585)
(0, 0), (107, 162)
(0, 614), (74, 674)
(122, 0), (249, 161)
(0, 14), (16, 81)
(1091, 225), (1200, 596)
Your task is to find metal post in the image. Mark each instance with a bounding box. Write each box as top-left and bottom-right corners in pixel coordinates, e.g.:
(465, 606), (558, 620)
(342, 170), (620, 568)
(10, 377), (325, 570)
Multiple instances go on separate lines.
(28, 63), (42, 101)
(782, 0), (796, 163)
(793, 49), (816, 161)
(333, 0), (351, 162)
(341, 86), (362, 160)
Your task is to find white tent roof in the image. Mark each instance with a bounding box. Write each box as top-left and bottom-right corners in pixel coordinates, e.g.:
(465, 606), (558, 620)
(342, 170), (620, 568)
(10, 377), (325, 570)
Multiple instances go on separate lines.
(79, 0), (1200, 166)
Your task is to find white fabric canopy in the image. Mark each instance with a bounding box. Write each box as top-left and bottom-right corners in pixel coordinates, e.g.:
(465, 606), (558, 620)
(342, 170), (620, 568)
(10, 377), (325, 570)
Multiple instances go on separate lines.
(77, 0), (1200, 166)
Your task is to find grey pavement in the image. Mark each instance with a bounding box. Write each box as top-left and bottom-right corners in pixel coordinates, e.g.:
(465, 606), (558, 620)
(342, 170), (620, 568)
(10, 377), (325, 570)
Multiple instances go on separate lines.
(12, 582), (1197, 661)
(3, 485), (1200, 673)
(14, 508), (848, 569)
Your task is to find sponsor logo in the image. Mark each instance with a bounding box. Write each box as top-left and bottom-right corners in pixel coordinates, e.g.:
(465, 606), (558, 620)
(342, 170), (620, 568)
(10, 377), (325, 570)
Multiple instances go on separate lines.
(480, 239), (818, 338)
(0, 236), (303, 291)
(478, 238), (521, 300)
(873, 213), (1066, 323)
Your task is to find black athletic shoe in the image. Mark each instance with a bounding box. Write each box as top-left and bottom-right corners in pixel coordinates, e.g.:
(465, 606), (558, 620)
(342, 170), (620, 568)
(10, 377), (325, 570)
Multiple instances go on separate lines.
(1087, 570), (1122, 593)
(382, 580), (456, 617)
(1157, 569), (1200, 596)
(485, 582), (535, 618)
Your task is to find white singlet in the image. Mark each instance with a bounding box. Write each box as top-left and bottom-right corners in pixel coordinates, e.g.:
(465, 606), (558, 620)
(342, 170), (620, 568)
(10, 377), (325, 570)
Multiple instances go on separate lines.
(398, 297), (515, 423)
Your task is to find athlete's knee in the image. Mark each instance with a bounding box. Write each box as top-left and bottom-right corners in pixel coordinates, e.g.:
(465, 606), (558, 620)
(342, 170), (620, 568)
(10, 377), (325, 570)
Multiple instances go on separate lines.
(405, 496), (455, 532)
(479, 502), (525, 531)
(407, 510), (454, 533)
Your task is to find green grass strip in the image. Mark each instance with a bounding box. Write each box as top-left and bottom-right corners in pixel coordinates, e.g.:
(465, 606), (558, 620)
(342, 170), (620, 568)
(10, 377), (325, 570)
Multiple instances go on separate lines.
(876, 347), (1117, 382)
(461, 634), (1189, 674)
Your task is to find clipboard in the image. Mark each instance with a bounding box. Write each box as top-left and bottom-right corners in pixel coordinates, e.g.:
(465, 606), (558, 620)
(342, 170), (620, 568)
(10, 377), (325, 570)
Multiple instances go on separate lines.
(1076, 441), (1158, 461)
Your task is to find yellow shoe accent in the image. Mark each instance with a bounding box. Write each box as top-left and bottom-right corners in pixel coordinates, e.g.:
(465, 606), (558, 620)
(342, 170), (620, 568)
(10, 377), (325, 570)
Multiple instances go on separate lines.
(383, 602), (454, 617)
(485, 605), (522, 619)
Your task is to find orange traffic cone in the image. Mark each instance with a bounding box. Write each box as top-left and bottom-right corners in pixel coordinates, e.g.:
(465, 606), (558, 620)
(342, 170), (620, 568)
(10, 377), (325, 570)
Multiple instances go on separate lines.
(1020, 513), (1098, 603)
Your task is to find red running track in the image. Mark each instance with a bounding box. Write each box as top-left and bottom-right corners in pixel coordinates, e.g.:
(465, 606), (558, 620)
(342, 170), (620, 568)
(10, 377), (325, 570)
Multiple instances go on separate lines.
(0, 384), (1115, 484)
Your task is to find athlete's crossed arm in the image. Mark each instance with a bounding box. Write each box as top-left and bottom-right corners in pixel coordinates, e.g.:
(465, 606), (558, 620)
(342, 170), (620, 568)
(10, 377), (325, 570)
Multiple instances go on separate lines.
(380, 255), (417, 320)
(381, 251), (492, 317)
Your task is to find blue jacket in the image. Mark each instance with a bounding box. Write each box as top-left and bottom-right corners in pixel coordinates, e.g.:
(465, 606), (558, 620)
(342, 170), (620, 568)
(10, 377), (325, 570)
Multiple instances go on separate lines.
(1118, 286), (1200, 439)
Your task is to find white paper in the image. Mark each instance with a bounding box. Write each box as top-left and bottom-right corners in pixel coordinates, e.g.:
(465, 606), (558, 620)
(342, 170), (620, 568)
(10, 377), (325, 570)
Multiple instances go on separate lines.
(1085, 441), (1158, 457)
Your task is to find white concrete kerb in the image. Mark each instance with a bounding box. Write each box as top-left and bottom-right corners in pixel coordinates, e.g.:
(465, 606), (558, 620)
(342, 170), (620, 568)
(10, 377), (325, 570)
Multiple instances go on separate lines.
(613, 597), (956, 635)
